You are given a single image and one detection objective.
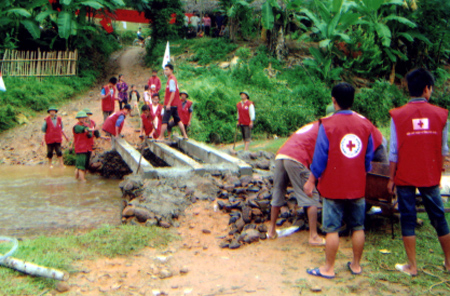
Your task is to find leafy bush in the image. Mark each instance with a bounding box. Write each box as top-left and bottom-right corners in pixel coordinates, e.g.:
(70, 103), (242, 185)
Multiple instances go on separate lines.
(353, 81), (408, 127)
(63, 147), (76, 166)
(189, 38), (238, 65)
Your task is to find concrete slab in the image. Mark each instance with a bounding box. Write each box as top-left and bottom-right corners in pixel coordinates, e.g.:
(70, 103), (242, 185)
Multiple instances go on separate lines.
(113, 138), (155, 178)
(145, 139), (205, 176)
(175, 137), (253, 176)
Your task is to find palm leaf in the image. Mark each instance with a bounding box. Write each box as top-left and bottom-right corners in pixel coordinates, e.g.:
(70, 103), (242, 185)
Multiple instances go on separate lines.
(375, 22), (391, 47)
(6, 8), (31, 18)
(36, 10), (57, 22)
(384, 15), (417, 28)
(21, 20), (41, 39)
(261, 0), (274, 30)
(80, 1), (105, 10)
(61, 0), (73, 5)
(57, 11), (72, 39)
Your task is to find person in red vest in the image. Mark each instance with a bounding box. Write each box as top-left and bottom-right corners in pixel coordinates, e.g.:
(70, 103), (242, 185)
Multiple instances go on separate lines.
(149, 93), (164, 139)
(304, 83), (374, 279)
(268, 121), (324, 246)
(168, 91), (192, 137)
(83, 108), (100, 171)
(157, 64), (188, 140)
(140, 104), (161, 139)
(41, 106), (69, 168)
(387, 69), (450, 276)
(102, 104), (131, 138)
(101, 77), (118, 123)
(73, 111), (93, 182)
(147, 70), (161, 96)
(236, 91), (255, 151)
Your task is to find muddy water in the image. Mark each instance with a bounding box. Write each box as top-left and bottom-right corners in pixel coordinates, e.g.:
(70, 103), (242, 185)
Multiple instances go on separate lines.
(0, 166), (122, 238)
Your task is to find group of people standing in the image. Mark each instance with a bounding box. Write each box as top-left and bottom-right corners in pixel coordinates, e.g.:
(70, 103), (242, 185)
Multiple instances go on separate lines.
(184, 11), (227, 38)
(269, 68), (450, 279)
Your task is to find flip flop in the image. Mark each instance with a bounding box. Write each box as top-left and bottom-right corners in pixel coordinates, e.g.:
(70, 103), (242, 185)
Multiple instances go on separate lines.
(309, 238), (326, 246)
(395, 263), (417, 277)
(267, 232), (278, 240)
(347, 262), (362, 275)
(306, 268), (335, 279)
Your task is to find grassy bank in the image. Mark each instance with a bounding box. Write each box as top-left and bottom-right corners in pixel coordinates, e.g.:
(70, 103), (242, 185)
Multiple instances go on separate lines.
(0, 225), (175, 295)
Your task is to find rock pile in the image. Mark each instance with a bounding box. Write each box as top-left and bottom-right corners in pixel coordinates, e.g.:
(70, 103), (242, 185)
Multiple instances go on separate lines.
(233, 150), (275, 171)
(90, 151), (132, 179)
(120, 175), (219, 228)
(214, 173), (308, 249)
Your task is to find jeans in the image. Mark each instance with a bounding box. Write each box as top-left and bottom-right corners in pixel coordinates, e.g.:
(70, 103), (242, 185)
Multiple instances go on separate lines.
(322, 197), (365, 233)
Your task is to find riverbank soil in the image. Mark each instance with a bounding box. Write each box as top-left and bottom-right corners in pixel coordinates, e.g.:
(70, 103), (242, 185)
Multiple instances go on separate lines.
(0, 47), (446, 295)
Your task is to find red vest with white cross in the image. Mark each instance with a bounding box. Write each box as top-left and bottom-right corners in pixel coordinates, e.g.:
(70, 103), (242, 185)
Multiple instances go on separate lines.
(237, 100), (253, 126)
(73, 122), (91, 154)
(390, 101), (448, 187)
(178, 99), (193, 126)
(102, 111), (126, 136)
(150, 104), (163, 138)
(318, 112), (373, 199)
(277, 121), (319, 168)
(164, 74), (180, 106)
(44, 116), (63, 144)
(86, 119), (96, 151)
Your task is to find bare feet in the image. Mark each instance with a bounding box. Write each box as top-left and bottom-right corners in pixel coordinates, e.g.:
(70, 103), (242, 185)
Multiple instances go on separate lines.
(309, 236), (326, 246)
(395, 263), (417, 276)
(267, 228), (277, 239)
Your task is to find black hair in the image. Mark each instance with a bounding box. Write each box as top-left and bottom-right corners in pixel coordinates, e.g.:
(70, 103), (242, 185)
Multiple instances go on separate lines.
(109, 77), (117, 84)
(118, 74), (123, 79)
(331, 82), (355, 110)
(123, 104), (132, 110)
(406, 68), (435, 97)
(152, 93), (160, 98)
(130, 84), (135, 88)
(152, 69), (157, 73)
(144, 85), (149, 90)
(141, 104), (150, 112)
(165, 64), (174, 71)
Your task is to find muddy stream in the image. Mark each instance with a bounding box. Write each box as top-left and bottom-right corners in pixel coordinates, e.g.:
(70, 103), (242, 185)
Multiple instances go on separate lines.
(0, 166), (122, 238)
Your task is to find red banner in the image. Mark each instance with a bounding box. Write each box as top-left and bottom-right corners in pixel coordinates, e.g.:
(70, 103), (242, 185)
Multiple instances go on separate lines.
(100, 17), (114, 33)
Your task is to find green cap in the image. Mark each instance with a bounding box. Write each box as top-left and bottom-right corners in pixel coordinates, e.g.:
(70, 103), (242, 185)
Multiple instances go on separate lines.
(76, 111), (87, 118)
(240, 91), (249, 99)
(180, 91), (189, 98)
(82, 108), (93, 115)
(47, 106), (58, 113)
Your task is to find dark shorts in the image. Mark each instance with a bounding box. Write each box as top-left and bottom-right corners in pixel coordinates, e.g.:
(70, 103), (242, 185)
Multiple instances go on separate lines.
(271, 159), (321, 208)
(76, 153), (88, 171)
(397, 185), (450, 237)
(103, 111), (113, 122)
(119, 98), (128, 110)
(85, 151), (92, 171)
(47, 143), (62, 159)
(162, 106), (181, 125)
(240, 125), (251, 141)
(322, 197), (365, 233)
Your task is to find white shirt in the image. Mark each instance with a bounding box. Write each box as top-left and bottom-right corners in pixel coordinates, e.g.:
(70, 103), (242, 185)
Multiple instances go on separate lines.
(190, 16), (200, 27)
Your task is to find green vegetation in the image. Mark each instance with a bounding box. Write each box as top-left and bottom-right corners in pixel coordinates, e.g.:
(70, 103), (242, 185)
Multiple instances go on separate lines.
(0, 225), (175, 295)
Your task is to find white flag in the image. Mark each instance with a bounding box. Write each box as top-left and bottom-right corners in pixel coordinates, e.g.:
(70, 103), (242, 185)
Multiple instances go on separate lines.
(0, 72), (6, 92)
(162, 41), (170, 69)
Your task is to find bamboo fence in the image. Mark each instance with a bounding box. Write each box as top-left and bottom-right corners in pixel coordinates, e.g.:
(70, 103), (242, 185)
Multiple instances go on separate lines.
(1, 49), (78, 77)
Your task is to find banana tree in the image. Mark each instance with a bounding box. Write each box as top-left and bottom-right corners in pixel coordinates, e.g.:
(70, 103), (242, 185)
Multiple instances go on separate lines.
(261, 0), (304, 60)
(299, 0), (360, 84)
(219, 0), (254, 42)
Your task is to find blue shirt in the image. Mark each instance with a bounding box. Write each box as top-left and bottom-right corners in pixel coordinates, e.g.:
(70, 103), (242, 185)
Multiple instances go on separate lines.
(310, 110), (374, 179)
(116, 115), (125, 127)
(389, 98), (449, 163)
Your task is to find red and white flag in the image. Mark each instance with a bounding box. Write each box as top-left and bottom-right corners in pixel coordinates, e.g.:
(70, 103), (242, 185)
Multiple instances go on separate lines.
(412, 118), (429, 130)
(162, 41), (170, 69)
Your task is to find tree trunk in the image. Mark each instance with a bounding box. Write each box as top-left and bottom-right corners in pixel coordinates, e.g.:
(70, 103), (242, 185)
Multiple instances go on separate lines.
(268, 23), (288, 61)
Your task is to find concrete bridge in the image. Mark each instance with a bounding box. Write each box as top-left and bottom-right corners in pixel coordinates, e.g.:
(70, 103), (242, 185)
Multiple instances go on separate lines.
(113, 137), (253, 179)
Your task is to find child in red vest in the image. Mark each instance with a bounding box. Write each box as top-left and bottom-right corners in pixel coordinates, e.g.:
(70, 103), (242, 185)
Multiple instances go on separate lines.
(41, 106), (69, 168)
(168, 91), (192, 137)
(304, 83), (374, 279)
(236, 91), (255, 151)
(73, 111), (92, 182)
(140, 105), (154, 139)
(387, 69), (450, 276)
(101, 77), (118, 123)
(102, 104), (131, 138)
(82, 108), (100, 171)
(148, 69), (161, 96)
(269, 121), (324, 246)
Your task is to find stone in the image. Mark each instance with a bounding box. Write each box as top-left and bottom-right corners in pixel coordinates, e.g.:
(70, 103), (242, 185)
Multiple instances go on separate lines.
(134, 207), (155, 222)
(219, 241), (230, 248)
(229, 240), (241, 249)
(202, 229), (211, 234)
(235, 217), (245, 232)
(242, 229), (260, 243)
(257, 224), (268, 233)
(242, 206), (252, 223)
(251, 208), (262, 216)
(122, 206), (135, 217)
(249, 152), (259, 160)
(159, 221), (171, 228)
(180, 266), (189, 274)
(256, 160), (270, 170)
(56, 282), (70, 293)
(159, 269), (173, 279)
(276, 218), (286, 226)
